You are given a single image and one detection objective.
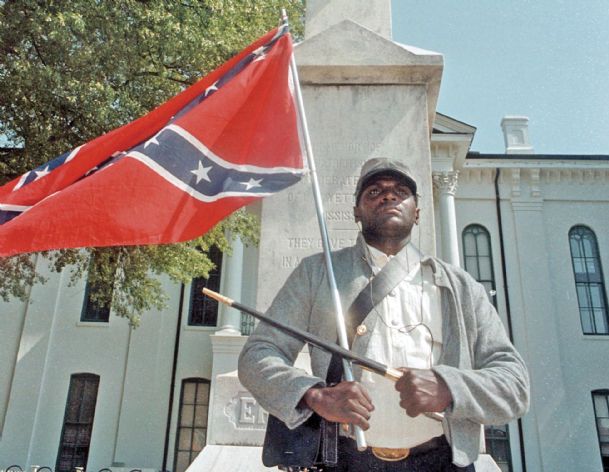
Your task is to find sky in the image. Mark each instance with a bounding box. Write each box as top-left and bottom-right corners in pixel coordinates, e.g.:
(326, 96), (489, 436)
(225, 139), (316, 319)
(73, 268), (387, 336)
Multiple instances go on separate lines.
(391, 0), (609, 155)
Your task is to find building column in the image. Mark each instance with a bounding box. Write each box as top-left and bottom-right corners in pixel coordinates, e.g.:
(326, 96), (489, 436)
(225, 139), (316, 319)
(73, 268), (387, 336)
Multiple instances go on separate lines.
(433, 171), (460, 266)
(217, 236), (244, 334)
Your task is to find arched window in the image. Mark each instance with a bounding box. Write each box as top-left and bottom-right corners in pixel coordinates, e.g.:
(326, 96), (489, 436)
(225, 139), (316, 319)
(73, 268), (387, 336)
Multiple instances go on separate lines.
(174, 378), (210, 472)
(592, 390), (609, 471)
(462, 224), (497, 306)
(462, 224), (512, 471)
(569, 226), (609, 334)
(56, 373), (100, 472)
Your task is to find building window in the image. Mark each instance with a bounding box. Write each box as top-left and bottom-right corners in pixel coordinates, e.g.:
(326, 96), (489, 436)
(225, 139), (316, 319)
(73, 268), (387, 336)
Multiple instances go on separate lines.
(82, 280), (112, 322)
(569, 226), (609, 334)
(593, 390), (609, 471)
(462, 224), (497, 306)
(81, 254), (117, 322)
(462, 224), (512, 470)
(56, 374), (100, 472)
(485, 425), (512, 472)
(241, 312), (256, 336)
(174, 378), (210, 472)
(188, 246), (222, 326)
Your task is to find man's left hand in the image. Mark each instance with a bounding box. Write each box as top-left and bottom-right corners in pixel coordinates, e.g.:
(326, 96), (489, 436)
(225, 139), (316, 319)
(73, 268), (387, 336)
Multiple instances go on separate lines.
(394, 368), (452, 417)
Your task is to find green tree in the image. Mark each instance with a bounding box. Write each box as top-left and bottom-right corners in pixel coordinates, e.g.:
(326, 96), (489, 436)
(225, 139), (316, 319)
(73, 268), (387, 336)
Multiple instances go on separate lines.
(0, 0), (304, 326)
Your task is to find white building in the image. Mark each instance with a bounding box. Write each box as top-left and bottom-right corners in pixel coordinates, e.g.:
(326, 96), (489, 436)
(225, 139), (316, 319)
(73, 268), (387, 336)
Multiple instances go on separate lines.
(1, 1), (609, 470)
(1, 113), (608, 472)
(448, 116), (609, 472)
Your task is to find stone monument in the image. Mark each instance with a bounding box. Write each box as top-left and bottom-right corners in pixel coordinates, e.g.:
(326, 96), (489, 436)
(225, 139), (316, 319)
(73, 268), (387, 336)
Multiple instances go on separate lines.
(192, 2), (500, 470)
(257, 0), (443, 310)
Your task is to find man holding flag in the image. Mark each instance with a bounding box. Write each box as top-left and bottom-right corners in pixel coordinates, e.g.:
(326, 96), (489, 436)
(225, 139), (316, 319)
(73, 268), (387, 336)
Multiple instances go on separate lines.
(239, 158), (530, 470)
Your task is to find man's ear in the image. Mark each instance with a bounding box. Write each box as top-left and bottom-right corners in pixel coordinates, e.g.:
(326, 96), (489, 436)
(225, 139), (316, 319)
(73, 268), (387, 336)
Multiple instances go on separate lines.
(353, 206), (360, 222)
(415, 207), (421, 225)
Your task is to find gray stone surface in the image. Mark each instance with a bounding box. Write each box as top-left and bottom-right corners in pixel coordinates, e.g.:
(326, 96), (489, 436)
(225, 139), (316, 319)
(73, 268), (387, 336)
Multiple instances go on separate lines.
(207, 345), (312, 448)
(209, 370), (267, 447)
(187, 445), (278, 471)
(257, 20), (442, 310)
(295, 20), (443, 131)
(305, 0), (392, 40)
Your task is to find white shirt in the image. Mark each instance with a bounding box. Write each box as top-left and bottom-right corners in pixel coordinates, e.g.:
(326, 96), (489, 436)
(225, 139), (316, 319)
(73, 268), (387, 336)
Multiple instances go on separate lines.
(351, 243), (444, 448)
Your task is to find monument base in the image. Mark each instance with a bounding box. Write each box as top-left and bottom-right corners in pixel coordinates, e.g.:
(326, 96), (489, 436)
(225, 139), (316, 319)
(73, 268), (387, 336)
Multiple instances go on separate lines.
(187, 446), (500, 471)
(186, 445), (277, 471)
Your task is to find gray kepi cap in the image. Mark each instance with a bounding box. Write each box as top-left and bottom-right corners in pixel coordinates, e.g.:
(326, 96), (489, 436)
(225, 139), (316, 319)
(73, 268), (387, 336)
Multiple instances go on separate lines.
(354, 157), (417, 204)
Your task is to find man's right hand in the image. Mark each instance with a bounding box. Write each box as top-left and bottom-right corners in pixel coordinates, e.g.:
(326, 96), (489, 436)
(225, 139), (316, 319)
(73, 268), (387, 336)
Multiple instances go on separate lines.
(302, 381), (374, 430)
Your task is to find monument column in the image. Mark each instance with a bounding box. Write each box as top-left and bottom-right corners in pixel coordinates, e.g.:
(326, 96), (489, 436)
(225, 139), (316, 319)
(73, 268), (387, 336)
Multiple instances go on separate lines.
(199, 1), (443, 465)
(256, 0), (443, 310)
(194, 2), (499, 470)
(304, 0), (392, 39)
(433, 171), (461, 266)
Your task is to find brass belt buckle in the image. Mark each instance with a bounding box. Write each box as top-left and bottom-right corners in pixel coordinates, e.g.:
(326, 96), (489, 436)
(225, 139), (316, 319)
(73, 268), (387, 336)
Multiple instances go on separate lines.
(371, 447), (411, 461)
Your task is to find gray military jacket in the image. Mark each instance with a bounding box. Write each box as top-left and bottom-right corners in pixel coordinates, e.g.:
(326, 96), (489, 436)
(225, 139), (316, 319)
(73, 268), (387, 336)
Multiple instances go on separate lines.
(238, 238), (530, 467)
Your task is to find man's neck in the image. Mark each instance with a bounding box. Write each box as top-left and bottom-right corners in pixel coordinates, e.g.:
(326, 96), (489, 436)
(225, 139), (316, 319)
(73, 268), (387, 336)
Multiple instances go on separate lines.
(363, 234), (410, 256)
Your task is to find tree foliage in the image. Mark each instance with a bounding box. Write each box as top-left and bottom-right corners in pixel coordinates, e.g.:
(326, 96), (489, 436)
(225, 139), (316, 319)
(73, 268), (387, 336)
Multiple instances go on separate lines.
(0, 0), (304, 325)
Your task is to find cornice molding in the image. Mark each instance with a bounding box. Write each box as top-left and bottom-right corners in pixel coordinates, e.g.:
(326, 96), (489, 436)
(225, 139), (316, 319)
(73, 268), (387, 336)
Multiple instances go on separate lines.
(462, 166), (609, 186)
(465, 158), (609, 170)
(459, 168), (496, 185)
(539, 168), (609, 184)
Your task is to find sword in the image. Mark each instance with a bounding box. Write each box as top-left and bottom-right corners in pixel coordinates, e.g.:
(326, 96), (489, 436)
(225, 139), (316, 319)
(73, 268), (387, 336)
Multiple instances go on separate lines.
(203, 288), (444, 422)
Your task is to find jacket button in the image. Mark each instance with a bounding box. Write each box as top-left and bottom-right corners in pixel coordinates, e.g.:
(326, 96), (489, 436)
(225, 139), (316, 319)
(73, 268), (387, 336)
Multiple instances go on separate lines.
(356, 324), (367, 336)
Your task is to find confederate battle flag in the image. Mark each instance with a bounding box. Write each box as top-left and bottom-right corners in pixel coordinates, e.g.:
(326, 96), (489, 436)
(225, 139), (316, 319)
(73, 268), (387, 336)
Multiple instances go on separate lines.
(0, 24), (305, 258)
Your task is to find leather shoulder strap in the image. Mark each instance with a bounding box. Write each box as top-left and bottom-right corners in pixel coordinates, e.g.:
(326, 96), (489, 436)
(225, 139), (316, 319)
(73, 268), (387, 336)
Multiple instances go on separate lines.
(345, 251), (411, 346)
(326, 250), (411, 383)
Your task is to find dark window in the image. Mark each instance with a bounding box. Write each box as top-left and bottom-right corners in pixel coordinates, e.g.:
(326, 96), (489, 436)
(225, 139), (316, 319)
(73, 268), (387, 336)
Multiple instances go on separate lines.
(593, 390), (609, 471)
(462, 224), (497, 306)
(81, 255), (117, 322)
(569, 226), (609, 334)
(56, 374), (100, 472)
(82, 280), (112, 322)
(485, 425), (513, 472)
(241, 312), (256, 336)
(174, 378), (210, 472)
(462, 225), (512, 470)
(188, 247), (222, 326)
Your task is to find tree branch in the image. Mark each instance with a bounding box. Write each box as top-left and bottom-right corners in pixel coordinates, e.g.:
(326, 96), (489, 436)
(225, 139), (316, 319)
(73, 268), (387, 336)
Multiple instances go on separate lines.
(30, 36), (47, 67)
(134, 70), (193, 86)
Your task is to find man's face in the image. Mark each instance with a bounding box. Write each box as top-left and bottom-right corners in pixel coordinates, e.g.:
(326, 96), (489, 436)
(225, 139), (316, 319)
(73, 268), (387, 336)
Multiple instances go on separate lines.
(353, 174), (419, 241)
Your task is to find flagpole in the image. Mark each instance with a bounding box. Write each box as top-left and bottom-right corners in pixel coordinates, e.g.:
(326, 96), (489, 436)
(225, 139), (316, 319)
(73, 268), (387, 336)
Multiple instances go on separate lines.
(283, 11), (367, 451)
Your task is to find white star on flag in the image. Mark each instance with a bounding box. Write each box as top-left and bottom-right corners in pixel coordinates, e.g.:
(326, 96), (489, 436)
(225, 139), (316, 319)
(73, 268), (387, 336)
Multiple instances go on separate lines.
(144, 134), (161, 149)
(34, 166), (51, 181)
(242, 178), (262, 190)
(191, 161), (212, 184)
(205, 81), (219, 96)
